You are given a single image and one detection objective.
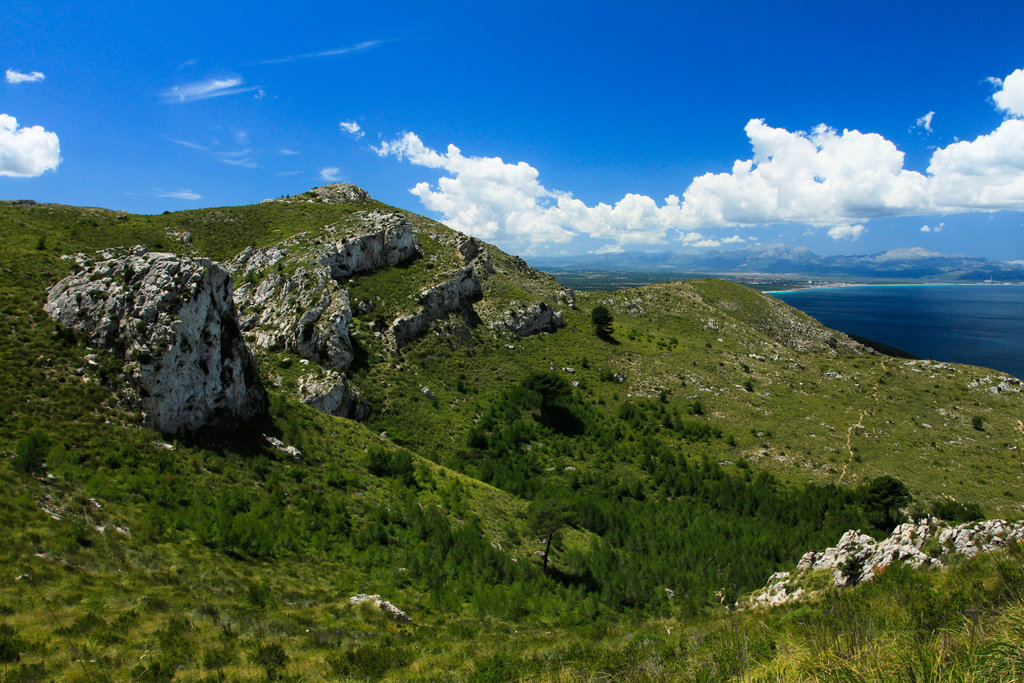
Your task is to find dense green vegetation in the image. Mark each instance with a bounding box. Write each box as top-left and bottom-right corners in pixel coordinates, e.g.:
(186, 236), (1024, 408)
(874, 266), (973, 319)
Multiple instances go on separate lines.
(1, 195), (1022, 679)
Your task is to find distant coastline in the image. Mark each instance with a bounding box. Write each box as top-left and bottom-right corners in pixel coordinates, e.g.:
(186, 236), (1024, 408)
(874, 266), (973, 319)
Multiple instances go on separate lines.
(763, 281), (1020, 294)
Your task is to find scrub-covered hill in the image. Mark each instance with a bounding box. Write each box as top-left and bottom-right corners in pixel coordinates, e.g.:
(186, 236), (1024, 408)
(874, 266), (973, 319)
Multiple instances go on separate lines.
(1, 185), (1021, 680)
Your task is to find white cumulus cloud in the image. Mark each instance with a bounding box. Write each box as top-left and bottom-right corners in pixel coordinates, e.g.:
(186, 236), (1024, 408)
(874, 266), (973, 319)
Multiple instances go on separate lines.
(339, 121), (364, 138)
(320, 167), (341, 181)
(5, 69), (45, 84)
(827, 224), (866, 241)
(915, 111), (934, 132)
(993, 68), (1024, 118)
(0, 114), (60, 177)
(377, 65), (1024, 250)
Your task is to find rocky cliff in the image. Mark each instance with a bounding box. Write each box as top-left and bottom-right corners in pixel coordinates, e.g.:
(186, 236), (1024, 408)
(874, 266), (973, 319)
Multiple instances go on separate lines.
(44, 248), (265, 434)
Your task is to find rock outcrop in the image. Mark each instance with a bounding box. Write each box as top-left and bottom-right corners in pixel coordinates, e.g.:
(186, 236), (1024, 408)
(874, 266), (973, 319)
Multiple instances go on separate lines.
(458, 236), (494, 274)
(44, 249), (265, 434)
(233, 263), (355, 370)
(489, 302), (564, 337)
(264, 182), (372, 204)
(348, 594), (411, 622)
(746, 517), (1024, 608)
(297, 370), (369, 420)
(319, 211), (420, 280)
(389, 267), (483, 347)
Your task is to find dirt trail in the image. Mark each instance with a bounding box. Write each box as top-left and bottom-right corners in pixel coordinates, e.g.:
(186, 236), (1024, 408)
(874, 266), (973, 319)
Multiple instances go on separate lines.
(836, 361), (886, 485)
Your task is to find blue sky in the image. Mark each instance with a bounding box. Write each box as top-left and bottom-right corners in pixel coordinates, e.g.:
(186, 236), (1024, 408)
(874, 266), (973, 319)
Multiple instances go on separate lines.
(3, 0), (1024, 260)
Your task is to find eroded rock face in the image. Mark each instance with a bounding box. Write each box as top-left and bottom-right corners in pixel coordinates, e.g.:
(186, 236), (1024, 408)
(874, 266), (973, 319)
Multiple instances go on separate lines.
(233, 264), (354, 370)
(44, 249), (265, 434)
(389, 267), (482, 347)
(320, 211), (420, 280)
(489, 302), (564, 337)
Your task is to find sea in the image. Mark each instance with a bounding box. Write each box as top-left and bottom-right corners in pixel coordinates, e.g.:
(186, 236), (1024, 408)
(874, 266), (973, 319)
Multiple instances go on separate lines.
(769, 284), (1024, 380)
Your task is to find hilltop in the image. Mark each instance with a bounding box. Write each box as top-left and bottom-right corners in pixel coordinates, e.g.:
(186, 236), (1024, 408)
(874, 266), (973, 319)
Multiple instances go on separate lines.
(1, 185), (1022, 680)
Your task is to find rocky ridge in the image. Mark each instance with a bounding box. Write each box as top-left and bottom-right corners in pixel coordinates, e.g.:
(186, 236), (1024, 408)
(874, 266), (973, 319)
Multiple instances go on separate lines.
(746, 517), (1024, 609)
(263, 182), (372, 205)
(44, 248), (265, 434)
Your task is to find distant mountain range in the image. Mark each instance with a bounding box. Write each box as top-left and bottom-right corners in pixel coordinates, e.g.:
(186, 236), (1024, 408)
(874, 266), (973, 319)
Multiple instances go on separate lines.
(530, 245), (1024, 281)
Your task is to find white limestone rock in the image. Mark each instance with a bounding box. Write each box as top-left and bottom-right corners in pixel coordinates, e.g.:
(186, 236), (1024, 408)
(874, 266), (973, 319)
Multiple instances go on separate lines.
(233, 265), (354, 370)
(747, 517), (1024, 609)
(489, 302), (565, 337)
(349, 594), (411, 622)
(389, 266), (483, 347)
(44, 249), (265, 434)
(297, 370), (369, 420)
(319, 210), (420, 280)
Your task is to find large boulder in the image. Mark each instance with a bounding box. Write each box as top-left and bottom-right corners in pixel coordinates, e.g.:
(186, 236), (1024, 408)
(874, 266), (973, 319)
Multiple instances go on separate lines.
(44, 248), (265, 434)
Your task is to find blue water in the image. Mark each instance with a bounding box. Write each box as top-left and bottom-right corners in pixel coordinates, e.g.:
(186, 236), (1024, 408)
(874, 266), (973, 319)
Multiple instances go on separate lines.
(770, 285), (1024, 379)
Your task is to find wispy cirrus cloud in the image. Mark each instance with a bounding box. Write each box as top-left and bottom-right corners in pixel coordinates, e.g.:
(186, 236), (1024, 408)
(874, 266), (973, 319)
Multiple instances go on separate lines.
(166, 137), (210, 152)
(161, 76), (259, 103)
(255, 40), (386, 66)
(165, 135), (257, 167)
(5, 69), (45, 84)
(217, 149), (258, 168)
(155, 188), (202, 200)
(320, 166), (341, 181)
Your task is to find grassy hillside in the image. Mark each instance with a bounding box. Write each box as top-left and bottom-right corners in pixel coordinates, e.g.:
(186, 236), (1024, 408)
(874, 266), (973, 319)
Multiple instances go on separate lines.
(1, 193), (1022, 680)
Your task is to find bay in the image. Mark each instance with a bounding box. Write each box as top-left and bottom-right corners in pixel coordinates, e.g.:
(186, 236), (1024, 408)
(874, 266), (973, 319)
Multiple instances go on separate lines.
(769, 284), (1024, 379)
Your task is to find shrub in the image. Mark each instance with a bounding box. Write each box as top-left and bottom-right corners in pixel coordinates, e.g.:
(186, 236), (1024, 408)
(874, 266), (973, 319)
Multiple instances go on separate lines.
(13, 428), (50, 474)
(0, 622), (25, 663)
(251, 642), (288, 680)
(591, 305), (613, 338)
(930, 499), (984, 523)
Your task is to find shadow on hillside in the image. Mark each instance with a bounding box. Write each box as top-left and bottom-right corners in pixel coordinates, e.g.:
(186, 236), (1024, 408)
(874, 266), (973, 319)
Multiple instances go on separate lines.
(546, 564), (600, 593)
